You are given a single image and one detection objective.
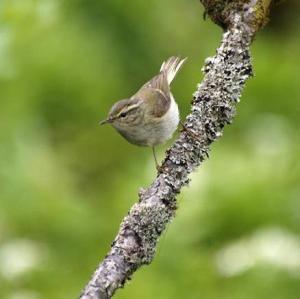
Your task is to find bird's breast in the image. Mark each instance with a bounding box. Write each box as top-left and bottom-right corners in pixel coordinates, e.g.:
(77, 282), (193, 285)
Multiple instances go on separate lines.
(113, 97), (179, 147)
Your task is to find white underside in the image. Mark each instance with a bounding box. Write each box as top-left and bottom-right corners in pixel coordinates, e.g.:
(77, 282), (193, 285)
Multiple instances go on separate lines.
(145, 96), (179, 146)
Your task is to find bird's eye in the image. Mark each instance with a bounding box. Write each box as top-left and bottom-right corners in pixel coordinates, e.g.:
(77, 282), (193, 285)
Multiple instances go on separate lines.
(120, 112), (127, 118)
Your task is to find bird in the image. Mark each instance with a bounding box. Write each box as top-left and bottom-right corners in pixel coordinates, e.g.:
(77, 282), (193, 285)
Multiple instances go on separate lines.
(100, 56), (187, 169)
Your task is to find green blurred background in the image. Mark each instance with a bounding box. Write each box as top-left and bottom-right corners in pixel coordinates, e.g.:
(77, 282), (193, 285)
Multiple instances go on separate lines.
(1, 0), (300, 298)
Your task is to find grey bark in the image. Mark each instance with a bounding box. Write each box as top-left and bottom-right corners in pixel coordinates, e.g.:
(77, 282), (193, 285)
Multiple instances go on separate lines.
(80, 1), (271, 298)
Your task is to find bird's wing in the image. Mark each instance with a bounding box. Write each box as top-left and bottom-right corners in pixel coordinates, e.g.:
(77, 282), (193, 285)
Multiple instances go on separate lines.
(141, 72), (170, 95)
(133, 73), (171, 118)
(133, 82), (171, 118)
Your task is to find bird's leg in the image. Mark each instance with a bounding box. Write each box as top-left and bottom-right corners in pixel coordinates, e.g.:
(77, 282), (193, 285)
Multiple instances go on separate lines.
(152, 146), (160, 171)
(180, 120), (201, 141)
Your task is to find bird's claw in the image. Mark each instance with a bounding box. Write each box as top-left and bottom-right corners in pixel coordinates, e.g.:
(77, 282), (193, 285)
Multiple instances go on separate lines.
(180, 121), (201, 142)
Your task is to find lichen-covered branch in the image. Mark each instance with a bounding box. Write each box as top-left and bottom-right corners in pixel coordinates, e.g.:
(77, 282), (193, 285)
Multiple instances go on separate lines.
(79, 1), (273, 298)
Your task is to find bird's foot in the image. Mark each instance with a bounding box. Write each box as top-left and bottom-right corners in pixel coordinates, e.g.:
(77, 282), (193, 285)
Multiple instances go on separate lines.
(180, 121), (201, 142)
(156, 162), (167, 174)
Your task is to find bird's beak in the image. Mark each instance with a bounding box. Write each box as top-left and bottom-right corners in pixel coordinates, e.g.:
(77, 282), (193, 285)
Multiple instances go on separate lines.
(99, 118), (112, 125)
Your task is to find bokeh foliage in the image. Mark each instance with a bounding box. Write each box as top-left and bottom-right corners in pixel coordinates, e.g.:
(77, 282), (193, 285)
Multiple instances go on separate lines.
(0, 0), (299, 298)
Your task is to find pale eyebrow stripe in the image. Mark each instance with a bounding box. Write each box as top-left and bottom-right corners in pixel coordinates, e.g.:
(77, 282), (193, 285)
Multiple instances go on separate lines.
(117, 103), (140, 117)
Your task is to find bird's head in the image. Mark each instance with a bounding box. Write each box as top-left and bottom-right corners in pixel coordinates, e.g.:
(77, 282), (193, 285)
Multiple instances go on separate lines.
(99, 98), (144, 128)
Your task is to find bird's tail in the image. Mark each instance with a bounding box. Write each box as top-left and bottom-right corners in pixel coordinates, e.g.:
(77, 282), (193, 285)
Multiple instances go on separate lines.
(160, 56), (187, 85)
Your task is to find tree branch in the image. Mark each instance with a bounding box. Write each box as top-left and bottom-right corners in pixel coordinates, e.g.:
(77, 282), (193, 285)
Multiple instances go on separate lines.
(79, 1), (274, 298)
